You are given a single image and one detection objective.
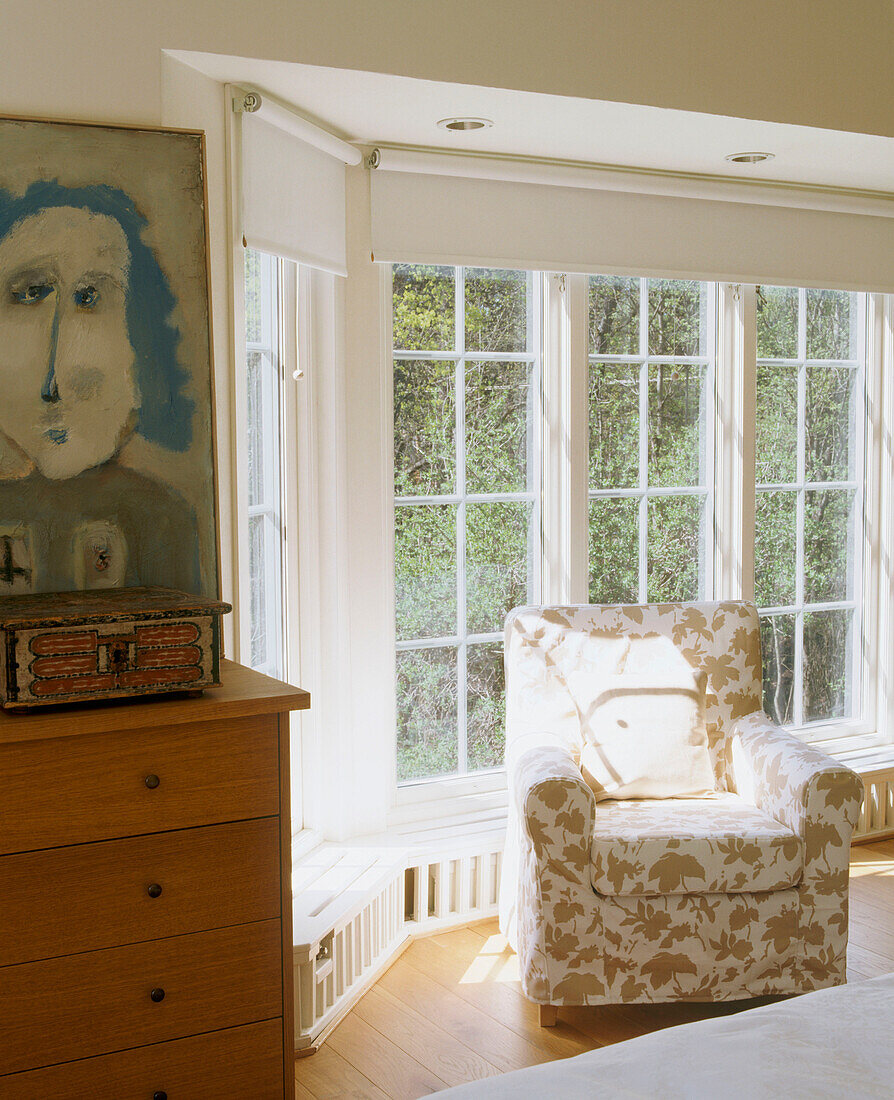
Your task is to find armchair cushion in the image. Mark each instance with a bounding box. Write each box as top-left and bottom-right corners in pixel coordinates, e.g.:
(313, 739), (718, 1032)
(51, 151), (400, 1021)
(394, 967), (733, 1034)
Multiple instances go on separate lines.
(591, 793), (803, 896)
(570, 665), (715, 802)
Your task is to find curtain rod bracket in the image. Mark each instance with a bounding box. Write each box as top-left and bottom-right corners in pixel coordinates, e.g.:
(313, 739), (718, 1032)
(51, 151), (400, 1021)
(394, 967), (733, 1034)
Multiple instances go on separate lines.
(366, 148), (381, 170)
(234, 91), (262, 114)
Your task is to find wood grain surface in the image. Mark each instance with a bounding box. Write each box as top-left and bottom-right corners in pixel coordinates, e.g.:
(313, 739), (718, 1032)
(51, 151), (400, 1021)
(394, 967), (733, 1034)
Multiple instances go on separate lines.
(0, 920), (283, 1075)
(0, 1019), (284, 1099)
(0, 715), (279, 855)
(0, 817), (281, 966)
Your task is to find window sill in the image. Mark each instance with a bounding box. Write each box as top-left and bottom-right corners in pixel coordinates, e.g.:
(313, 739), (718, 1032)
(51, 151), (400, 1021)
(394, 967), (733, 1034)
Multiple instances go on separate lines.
(377, 735), (894, 848)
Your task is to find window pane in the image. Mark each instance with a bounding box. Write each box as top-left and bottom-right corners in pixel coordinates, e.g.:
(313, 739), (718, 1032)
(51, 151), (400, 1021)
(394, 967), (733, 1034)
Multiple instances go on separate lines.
(589, 364), (639, 489)
(467, 642), (506, 771)
(647, 364), (706, 487)
(465, 360), (532, 494)
(248, 513), (267, 670)
(804, 489), (854, 603)
(588, 497), (638, 603)
(760, 614), (795, 726)
(803, 609), (852, 722)
(756, 285), (798, 358)
(755, 284), (864, 733)
(806, 289), (858, 360)
(466, 501), (533, 635)
(754, 491), (796, 607)
(646, 495), (703, 601)
(244, 250), (284, 681)
(465, 268), (529, 353)
(805, 366), (856, 483)
(588, 275), (639, 354)
(392, 264), (455, 351)
(755, 365), (798, 485)
(393, 264), (539, 783)
(396, 647), (458, 781)
(647, 279), (705, 356)
(244, 249), (263, 343)
(246, 350), (266, 507)
(395, 504), (457, 641)
(393, 359), (456, 497)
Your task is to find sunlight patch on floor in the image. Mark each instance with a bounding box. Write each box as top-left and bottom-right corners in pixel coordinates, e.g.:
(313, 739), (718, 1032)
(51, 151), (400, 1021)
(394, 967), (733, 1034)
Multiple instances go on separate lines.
(459, 930), (521, 985)
(849, 858), (894, 877)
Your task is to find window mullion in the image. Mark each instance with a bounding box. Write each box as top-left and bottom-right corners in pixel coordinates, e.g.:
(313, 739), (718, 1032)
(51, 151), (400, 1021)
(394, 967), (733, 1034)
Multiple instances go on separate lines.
(638, 278), (649, 601)
(455, 267), (468, 777)
(794, 288), (808, 728)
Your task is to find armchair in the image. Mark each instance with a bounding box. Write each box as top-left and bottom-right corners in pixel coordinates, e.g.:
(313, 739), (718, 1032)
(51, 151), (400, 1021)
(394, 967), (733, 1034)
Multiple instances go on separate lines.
(499, 602), (863, 1018)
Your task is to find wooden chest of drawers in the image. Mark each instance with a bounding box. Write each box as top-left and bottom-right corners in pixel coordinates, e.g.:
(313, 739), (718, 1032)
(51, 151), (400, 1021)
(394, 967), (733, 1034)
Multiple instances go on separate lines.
(0, 660), (309, 1099)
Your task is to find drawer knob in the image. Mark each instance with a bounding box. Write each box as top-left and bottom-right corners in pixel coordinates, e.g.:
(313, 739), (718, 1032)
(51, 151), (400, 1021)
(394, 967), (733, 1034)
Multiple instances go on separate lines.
(154, 1092), (168, 1100)
(150, 987), (166, 1003)
(147, 883), (163, 899)
(144, 774), (160, 789)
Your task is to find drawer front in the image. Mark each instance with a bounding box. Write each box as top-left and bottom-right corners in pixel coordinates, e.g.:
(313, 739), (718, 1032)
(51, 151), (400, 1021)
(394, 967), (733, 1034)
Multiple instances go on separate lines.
(0, 818), (281, 966)
(0, 920), (283, 1075)
(0, 716), (279, 855)
(0, 1018), (284, 1099)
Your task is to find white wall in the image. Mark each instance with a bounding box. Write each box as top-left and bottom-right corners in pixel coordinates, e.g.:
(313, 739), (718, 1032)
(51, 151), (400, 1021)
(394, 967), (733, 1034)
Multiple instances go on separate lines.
(2, 1), (893, 137)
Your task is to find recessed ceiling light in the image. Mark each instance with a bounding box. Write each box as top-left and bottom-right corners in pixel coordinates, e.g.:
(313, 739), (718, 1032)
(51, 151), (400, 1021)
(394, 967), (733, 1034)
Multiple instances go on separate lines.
(725, 151), (775, 164)
(437, 117), (493, 132)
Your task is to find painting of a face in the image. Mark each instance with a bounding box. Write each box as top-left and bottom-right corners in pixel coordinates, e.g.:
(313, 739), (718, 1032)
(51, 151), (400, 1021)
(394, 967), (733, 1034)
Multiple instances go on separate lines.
(0, 206), (138, 480)
(0, 118), (218, 598)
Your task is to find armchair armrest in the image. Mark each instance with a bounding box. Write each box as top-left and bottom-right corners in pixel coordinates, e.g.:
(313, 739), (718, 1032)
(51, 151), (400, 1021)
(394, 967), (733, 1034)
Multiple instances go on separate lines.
(509, 738), (595, 855)
(729, 711), (863, 891)
(502, 738), (604, 1004)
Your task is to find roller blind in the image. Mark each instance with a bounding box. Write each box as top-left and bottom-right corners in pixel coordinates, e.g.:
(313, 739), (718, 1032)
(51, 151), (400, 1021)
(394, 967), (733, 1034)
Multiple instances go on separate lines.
(238, 93), (357, 277)
(370, 153), (894, 292)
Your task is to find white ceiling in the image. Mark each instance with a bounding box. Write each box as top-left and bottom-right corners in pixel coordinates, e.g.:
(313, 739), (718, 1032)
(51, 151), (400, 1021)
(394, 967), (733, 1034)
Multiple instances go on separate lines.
(171, 51), (894, 194)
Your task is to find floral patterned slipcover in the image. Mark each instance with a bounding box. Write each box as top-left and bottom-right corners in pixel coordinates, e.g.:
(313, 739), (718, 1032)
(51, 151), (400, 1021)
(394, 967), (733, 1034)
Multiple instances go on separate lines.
(499, 602), (864, 1006)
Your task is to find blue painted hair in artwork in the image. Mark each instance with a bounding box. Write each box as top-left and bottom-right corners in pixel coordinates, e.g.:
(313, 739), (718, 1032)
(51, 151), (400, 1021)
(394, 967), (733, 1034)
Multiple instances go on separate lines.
(0, 180), (193, 452)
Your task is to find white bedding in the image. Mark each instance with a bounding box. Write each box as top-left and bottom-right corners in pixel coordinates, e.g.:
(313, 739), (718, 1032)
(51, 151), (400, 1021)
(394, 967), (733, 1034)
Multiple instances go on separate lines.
(438, 976), (894, 1098)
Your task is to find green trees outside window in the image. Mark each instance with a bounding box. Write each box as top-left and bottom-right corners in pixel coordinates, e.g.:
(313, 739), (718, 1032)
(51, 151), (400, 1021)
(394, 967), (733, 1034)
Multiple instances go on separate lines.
(393, 265), (538, 781)
(754, 286), (862, 727)
(393, 265), (866, 785)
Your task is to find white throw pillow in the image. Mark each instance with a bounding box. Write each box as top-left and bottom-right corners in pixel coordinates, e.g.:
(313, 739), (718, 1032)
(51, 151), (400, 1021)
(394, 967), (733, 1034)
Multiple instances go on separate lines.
(567, 664), (716, 802)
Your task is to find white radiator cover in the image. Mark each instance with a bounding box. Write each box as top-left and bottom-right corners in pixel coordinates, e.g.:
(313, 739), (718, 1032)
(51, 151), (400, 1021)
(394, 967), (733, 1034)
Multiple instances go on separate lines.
(292, 838), (503, 1050)
(855, 768), (894, 842)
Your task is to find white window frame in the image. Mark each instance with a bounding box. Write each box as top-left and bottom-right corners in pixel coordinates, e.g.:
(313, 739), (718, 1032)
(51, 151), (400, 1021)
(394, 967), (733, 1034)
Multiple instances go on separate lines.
(752, 288), (867, 736)
(586, 277), (717, 604)
(244, 250), (286, 679)
(392, 265), (543, 793)
(232, 244), (310, 834)
(384, 264), (894, 822)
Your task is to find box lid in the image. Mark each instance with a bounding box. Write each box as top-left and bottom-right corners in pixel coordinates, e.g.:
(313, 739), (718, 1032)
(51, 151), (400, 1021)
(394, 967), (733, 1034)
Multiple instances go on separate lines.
(0, 587), (232, 630)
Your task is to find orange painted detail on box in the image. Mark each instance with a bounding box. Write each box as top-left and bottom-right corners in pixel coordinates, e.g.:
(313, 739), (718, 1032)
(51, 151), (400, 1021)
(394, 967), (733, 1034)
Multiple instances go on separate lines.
(118, 667), (202, 688)
(31, 653), (99, 677)
(136, 645), (202, 669)
(30, 632), (98, 656)
(136, 623), (200, 646)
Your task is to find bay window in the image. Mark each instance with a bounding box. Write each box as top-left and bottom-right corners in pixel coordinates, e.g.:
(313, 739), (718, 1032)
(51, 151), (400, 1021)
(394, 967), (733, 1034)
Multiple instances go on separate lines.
(391, 264), (879, 790)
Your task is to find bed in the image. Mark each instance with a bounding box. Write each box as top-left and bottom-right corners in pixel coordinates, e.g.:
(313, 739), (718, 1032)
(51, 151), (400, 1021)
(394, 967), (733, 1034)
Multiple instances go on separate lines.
(437, 976), (893, 1098)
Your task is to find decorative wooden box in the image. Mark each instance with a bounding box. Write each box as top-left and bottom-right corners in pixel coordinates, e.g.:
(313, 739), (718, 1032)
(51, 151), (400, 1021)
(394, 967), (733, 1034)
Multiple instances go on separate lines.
(0, 587), (231, 709)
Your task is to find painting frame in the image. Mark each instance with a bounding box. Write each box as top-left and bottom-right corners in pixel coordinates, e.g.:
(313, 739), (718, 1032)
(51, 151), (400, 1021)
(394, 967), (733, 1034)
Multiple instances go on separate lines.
(0, 111), (222, 600)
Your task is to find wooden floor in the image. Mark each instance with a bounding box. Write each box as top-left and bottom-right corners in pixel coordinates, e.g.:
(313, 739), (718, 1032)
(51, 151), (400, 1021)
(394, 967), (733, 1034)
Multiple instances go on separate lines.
(295, 839), (894, 1099)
